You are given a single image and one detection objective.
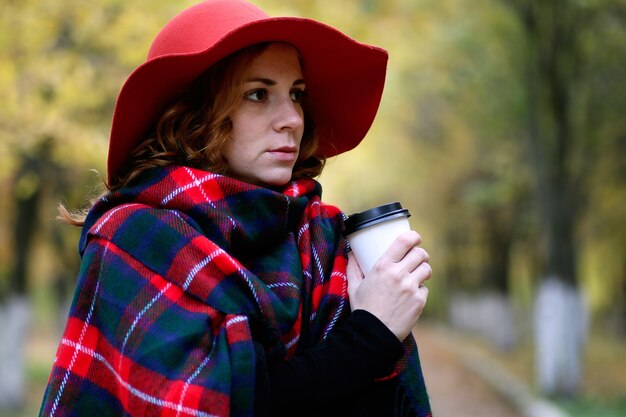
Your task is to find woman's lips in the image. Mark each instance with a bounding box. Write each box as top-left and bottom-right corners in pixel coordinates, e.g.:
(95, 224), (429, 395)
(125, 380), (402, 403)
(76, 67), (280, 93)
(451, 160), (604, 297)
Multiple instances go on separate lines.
(268, 146), (298, 161)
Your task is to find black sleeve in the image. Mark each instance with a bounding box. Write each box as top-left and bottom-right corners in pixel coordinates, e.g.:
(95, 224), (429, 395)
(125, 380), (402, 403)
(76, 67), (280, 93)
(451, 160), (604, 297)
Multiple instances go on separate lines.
(268, 309), (404, 407)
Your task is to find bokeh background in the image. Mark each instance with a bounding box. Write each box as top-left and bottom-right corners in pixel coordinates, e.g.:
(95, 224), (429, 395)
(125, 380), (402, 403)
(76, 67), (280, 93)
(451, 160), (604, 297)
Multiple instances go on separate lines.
(1, 0), (625, 416)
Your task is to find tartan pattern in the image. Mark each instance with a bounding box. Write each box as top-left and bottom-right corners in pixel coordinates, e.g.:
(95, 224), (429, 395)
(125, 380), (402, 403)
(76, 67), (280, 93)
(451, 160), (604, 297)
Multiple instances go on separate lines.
(39, 166), (430, 416)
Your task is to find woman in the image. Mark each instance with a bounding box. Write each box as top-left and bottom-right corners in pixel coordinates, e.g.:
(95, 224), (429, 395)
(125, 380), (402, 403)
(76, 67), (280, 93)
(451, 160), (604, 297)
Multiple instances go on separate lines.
(39, 1), (432, 416)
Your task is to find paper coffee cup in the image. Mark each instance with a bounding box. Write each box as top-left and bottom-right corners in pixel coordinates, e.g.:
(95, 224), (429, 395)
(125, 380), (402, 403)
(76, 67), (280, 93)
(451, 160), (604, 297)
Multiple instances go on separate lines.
(344, 202), (411, 274)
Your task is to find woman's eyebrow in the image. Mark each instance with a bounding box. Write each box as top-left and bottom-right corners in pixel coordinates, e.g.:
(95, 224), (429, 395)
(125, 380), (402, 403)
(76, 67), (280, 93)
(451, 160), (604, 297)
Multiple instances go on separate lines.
(245, 77), (306, 86)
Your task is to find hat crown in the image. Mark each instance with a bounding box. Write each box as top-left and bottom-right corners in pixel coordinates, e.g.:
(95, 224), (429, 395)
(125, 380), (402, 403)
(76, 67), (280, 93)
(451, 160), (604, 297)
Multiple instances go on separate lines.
(148, 0), (269, 60)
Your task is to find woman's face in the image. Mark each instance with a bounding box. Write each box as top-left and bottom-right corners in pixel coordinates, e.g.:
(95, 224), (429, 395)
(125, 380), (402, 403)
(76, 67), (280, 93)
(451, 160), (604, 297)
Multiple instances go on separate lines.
(222, 43), (306, 187)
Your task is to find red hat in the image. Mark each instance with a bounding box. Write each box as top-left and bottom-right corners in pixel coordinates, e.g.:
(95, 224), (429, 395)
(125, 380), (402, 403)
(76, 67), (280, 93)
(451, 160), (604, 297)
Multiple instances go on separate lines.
(107, 0), (388, 183)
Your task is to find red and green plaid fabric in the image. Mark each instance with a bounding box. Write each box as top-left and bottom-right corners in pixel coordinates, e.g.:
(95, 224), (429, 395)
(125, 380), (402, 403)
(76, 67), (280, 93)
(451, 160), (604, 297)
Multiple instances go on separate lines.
(39, 166), (430, 416)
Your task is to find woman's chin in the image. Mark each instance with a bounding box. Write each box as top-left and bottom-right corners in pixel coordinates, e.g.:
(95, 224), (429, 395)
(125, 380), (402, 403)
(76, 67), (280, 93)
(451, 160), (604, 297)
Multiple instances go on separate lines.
(227, 170), (293, 188)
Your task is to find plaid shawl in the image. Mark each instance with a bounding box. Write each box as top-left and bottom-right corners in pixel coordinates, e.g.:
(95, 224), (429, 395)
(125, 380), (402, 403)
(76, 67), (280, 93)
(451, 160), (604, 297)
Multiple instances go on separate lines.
(40, 166), (430, 417)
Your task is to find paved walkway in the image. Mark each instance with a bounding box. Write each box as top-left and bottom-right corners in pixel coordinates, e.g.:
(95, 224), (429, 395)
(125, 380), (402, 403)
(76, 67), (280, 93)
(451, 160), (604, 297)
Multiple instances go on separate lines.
(416, 324), (523, 417)
(415, 324), (570, 417)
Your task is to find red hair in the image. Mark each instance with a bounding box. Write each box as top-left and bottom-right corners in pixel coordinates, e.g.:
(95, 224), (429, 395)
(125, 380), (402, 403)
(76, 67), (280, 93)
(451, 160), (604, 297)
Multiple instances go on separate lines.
(111, 42), (324, 191)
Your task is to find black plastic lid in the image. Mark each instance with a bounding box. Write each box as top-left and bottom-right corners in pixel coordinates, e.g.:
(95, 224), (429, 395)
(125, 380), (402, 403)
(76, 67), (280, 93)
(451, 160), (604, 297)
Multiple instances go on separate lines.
(343, 202), (410, 236)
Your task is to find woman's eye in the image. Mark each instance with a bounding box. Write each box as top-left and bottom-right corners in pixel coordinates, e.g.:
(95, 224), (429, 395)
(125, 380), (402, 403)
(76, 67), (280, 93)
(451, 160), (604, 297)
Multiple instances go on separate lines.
(291, 89), (306, 103)
(245, 89), (268, 102)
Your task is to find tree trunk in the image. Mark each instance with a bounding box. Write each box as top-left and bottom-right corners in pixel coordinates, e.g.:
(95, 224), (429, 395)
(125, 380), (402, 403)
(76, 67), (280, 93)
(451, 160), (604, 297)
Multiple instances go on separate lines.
(482, 208), (513, 294)
(534, 278), (587, 396)
(449, 291), (517, 350)
(0, 296), (30, 410)
(447, 197), (518, 350)
(507, 0), (587, 396)
(1, 138), (52, 409)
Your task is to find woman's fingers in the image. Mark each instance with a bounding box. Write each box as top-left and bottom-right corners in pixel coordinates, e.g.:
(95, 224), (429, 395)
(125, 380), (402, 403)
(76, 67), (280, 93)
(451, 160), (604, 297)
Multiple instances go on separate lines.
(347, 251), (364, 279)
(412, 261), (432, 287)
(382, 231), (422, 263)
(348, 229), (432, 340)
(401, 246), (429, 273)
(377, 235), (429, 277)
(346, 251), (364, 303)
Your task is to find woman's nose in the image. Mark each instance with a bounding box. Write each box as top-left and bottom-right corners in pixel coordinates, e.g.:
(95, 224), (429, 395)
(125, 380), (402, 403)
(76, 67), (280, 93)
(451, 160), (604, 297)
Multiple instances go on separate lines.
(273, 97), (304, 132)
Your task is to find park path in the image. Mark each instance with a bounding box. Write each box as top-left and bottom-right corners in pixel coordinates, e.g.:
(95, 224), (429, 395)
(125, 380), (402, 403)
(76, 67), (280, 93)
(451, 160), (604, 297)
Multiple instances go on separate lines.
(416, 324), (524, 417)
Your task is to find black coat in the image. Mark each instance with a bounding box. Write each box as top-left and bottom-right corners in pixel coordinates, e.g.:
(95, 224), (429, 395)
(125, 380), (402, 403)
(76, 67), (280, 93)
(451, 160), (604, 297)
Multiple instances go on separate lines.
(254, 310), (418, 417)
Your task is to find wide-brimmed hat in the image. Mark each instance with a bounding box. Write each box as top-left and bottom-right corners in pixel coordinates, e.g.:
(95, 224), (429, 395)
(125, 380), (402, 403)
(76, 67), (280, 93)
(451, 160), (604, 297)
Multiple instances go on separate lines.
(107, 0), (388, 183)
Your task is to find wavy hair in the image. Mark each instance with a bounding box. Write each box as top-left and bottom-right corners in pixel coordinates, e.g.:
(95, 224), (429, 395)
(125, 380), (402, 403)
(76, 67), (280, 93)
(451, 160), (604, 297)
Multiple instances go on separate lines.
(112, 42), (324, 190)
(62, 42), (325, 225)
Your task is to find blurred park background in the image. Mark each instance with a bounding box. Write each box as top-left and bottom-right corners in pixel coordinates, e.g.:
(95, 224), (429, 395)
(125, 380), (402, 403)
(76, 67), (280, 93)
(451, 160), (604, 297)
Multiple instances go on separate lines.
(1, 0), (625, 416)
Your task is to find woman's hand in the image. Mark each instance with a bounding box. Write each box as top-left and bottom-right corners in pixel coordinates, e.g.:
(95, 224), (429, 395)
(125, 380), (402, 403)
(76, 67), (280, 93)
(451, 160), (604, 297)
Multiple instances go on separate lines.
(346, 230), (431, 341)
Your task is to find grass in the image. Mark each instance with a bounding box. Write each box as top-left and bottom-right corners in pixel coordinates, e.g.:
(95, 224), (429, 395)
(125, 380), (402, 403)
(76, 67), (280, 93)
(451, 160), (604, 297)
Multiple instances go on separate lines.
(557, 329), (626, 417)
(557, 397), (626, 417)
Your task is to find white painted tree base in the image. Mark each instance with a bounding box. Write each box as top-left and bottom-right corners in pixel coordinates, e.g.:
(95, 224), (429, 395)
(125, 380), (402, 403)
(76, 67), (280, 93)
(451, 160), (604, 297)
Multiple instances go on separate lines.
(0, 296), (30, 410)
(533, 277), (588, 396)
(449, 291), (518, 350)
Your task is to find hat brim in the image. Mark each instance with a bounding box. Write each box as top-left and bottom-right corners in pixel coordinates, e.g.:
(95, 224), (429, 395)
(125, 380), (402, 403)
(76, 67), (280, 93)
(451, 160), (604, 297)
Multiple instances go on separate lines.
(108, 17), (388, 183)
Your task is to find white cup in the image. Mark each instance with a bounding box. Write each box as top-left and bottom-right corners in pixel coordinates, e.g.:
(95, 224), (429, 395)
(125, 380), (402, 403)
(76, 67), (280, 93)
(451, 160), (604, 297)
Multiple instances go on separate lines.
(344, 202), (411, 274)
